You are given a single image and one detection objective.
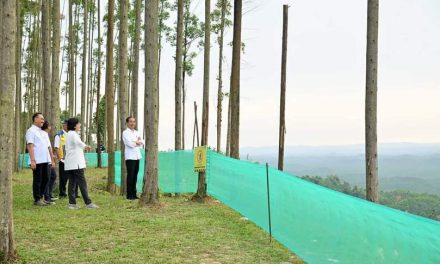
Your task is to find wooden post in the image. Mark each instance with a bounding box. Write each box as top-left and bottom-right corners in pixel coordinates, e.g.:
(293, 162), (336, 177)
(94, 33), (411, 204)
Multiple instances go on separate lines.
(365, 0), (379, 202)
(278, 5), (288, 171)
(192, 101), (200, 149)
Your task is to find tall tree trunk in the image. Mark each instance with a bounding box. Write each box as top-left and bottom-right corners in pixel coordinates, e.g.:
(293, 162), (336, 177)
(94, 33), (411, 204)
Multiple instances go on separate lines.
(51, 0), (61, 140)
(182, 87), (186, 149)
(229, 0), (242, 159)
(140, 0), (159, 206)
(0, 0), (17, 260)
(278, 5), (288, 171)
(106, 0), (116, 194)
(68, 0), (74, 116)
(96, 0), (102, 168)
(87, 6), (94, 145)
(131, 0), (142, 121)
(81, 0), (88, 139)
(174, 0), (184, 151)
(74, 4), (80, 115)
(365, 0), (379, 203)
(42, 0), (51, 119)
(195, 0), (211, 199)
(226, 94), (231, 156)
(216, 0), (226, 153)
(14, 0), (22, 172)
(119, 0), (129, 196)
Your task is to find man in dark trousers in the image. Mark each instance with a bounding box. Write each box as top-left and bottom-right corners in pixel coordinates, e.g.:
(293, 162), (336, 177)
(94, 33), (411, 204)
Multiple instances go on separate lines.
(122, 116), (144, 200)
(26, 113), (52, 206)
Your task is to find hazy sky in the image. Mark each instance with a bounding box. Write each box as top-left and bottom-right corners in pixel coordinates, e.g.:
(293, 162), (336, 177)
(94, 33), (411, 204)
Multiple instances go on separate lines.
(63, 0), (440, 150)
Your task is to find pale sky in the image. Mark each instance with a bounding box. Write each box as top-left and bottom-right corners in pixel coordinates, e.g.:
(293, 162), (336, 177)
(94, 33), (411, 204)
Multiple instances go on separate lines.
(63, 0), (440, 151)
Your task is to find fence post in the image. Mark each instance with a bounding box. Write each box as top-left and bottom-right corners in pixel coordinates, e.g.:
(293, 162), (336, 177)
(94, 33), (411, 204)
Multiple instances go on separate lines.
(266, 163), (272, 243)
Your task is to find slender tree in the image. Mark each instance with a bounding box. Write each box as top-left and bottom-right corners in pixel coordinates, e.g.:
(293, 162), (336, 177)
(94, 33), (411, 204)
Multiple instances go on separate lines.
(42, 0), (51, 119)
(68, 0), (74, 116)
(51, 0), (61, 140)
(96, 0), (102, 168)
(226, 95), (231, 156)
(0, 0), (17, 260)
(195, 0), (211, 199)
(166, 1), (203, 149)
(81, 0), (88, 139)
(119, 0), (129, 195)
(174, 0), (184, 151)
(229, 0), (242, 159)
(130, 0), (142, 120)
(86, 2), (95, 145)
(106, 0), (116, 194)
(212, 0), (231, 153)
(140, 0), (160, 205)
(278, 5), (288, 171)
(14, 0), (22, 172)
(365, 0), (379, 202)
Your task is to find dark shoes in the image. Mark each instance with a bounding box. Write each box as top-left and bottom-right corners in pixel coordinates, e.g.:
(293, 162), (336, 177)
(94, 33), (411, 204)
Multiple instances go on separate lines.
(34, 200), (49, 206)
(127, 196), (139, 200)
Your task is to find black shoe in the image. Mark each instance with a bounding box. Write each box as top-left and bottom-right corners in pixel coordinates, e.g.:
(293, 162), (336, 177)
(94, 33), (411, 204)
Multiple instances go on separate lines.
(44, 200), (56, 205)
(34, 200), (49, 206)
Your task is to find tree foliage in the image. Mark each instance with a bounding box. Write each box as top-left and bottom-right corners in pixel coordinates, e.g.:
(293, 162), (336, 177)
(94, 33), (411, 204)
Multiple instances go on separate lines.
(302, 175), (440, 221)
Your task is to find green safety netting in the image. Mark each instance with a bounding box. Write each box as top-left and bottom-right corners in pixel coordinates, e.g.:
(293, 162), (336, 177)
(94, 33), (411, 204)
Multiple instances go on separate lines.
(19, 150), (440, 263)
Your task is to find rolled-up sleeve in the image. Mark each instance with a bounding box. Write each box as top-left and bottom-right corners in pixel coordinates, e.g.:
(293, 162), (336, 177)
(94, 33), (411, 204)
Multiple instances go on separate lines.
(26, 129), (35, 144)
(54, 135), (60, 148)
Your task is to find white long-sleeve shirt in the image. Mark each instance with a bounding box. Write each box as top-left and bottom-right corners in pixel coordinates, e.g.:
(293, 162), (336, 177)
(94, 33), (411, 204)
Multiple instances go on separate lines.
(64, 131), (87, 170)
(122, 128), (144, 160)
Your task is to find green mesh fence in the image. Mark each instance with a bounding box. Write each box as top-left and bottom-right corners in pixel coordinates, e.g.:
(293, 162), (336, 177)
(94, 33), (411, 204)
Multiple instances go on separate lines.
(207, 151), (440, 264)
(113, 150), (198, 193)
(19, 150), (440, 263)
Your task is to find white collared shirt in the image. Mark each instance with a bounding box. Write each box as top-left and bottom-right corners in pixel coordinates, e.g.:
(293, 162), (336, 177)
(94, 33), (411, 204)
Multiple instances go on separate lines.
(25, 124), (51, 164)
(122, 128), (144, 160)
(41, 130), (53, 164)
(64, 131), (87, 170)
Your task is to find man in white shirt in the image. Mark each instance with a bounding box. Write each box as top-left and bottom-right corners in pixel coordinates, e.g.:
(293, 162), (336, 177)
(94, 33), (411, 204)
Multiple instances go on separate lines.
(122, 116), (144, 200)
(26, 113), (51, 206)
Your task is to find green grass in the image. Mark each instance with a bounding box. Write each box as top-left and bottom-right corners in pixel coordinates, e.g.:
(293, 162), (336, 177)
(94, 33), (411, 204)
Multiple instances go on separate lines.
(13, 168), (303, 264)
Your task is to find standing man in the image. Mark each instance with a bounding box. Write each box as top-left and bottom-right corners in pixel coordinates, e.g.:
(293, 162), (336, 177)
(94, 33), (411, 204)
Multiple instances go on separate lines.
(122, 116), (144, 200)
(26, 113), (51, 206)
(54, 120), (68, 198)
(41, 120), (57, 204)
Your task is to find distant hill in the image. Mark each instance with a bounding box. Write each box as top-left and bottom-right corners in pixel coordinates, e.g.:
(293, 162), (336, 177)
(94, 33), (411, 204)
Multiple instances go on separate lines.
(241, 143), (440, 195)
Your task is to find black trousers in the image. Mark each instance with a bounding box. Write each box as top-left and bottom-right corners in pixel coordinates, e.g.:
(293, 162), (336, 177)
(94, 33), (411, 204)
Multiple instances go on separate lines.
(44, 164), (57, 200)
(126, 160), (140, 199)
(67, 169), (92, 205)
(59, 162), (78, 197)
(32, 163), (49, 202)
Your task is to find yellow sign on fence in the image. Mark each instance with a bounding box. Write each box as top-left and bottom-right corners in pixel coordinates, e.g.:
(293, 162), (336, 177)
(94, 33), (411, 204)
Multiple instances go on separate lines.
(194, 146), (207, 172)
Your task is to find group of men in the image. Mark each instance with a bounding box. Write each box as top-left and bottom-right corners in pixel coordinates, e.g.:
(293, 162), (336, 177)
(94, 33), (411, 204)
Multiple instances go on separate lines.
(25, 112), (144, 206)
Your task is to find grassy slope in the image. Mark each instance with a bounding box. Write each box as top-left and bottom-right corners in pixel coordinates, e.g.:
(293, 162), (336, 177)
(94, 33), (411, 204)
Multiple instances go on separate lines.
(13, 168), (303, 264)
